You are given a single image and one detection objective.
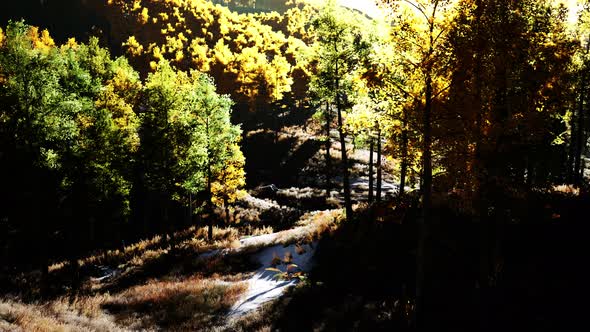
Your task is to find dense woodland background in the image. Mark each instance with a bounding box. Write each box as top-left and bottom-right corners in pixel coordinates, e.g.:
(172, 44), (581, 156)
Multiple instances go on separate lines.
(1, 0), (589, 331)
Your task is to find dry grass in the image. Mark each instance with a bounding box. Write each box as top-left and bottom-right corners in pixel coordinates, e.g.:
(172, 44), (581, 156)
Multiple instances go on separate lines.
(106, 277), (247, 331)
(0, 295), (125, 332)
(49, 225), (241, 277)
(242, 225), (274, 237)
(2, 186), (343, 331)
(238, 209), (342, 252)
(552, 184), (580, 196)
(295, 209), (343, 243)
(224, 300), (278, 332)
(1, 275), (247, 332)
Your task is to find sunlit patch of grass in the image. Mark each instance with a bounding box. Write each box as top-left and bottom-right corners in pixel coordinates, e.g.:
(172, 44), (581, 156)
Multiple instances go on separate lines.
(552, 184), (580, 196)
(248, 225), (274, 237)
(295, 209), (343, 243)
(1, 275), (248, 332)
(0, 295), (125, 332)
(105, 277), (247, 331)
(49, 225), (242, 276)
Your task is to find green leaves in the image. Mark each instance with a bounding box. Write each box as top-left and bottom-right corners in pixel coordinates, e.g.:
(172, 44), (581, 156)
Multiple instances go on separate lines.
(0, 21), (142, 222)
(141, 59), (244, 207)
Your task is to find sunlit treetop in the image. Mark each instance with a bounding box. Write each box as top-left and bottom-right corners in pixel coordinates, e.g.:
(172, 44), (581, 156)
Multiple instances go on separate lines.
(105, 0), (317, 109)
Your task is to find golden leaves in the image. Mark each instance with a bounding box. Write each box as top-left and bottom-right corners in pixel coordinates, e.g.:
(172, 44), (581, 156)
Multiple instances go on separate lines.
(123, 36), (144, 56)
(26, 26), (55, 53)
(212, 39), (233, 65)
(106, 0), (308, 107)
(140, 8), (150, 24)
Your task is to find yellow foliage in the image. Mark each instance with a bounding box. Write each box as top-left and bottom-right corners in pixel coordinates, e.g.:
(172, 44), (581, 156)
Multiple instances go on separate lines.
(123, 35), (144, 56)
(166, 22), (175, 33)
(27, 27), (55, 53)
(77, 114), (94, 129)
(140, 7), (150, 24)
(189, 39), (210, 72)
(105, 0), (312, 106)
(132, 0), (141, 11)
(64, 38), (78, 50)
(175, 49), (184, 62)
(211, 144), (246, 206)
(213, 39), (232, 65)
(0, 27), (4, 47)
(152, 45), (164, 60)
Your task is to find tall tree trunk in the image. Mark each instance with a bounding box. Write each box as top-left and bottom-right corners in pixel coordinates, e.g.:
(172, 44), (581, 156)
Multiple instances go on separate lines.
(415, 7), (437, 320)
(40, 205), (49, 297)
(325, 102), (332, 190)
(416, 70), (433, 329)
(70, 195), (82, 293)
(337, 106), (353, 220)
(224, 197), (230, 225)
(574, 58), (588, 185)
(143, 190), (150, 237)
(525, 155), (534, 188)
(568, 115), (576, 183)
(335, 79), (353, 221)
(472, 2), (492, 330)
(368, 137), (374, 203)
(376, 129), (382, 202)
(206, 120), (214, 241)
(399, 109), (409, 198)
(190, 192), (193, 225)
(274, 105), (280, 145)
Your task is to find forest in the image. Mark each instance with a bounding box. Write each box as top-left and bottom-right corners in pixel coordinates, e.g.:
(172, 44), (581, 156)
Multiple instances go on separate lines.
(0, 0), (589, 331)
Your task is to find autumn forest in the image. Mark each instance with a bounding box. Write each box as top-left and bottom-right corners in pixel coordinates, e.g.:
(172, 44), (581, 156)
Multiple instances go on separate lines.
(1, 0), (589, 331)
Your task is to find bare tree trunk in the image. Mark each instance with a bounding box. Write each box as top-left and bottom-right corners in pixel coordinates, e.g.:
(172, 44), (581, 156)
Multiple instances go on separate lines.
(574, 57), (588, 185)
(69, 208), (81, 294)
(472, 2), (492, 330)
(224, 197), (230, 225)
(40, 207), (50, 297)
(337, 103), (353, 220)
(325, 102), (332, 190)
(399, 117), (408, 198)
(568, 115), (576, 183)
(274, 105), (280, 145)
(369, 137), (374, 203)
(416, 70), (433, 329)
(376, 129), (382, 202)
(334, 58), (352, 220)
(526, 155), (534, 188)
(206, 119), (214, 241)
(187, 192), (193, 226)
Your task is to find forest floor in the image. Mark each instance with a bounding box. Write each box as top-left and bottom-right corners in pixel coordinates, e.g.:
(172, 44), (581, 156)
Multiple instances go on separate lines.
(0, 205), (342, 332)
